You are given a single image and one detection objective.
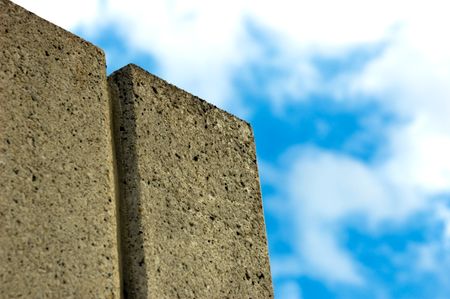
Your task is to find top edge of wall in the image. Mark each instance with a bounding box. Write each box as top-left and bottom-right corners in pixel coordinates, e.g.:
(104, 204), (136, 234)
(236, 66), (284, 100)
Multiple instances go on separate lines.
(109, 63), (252, 128)
(4, 0), (106, 58)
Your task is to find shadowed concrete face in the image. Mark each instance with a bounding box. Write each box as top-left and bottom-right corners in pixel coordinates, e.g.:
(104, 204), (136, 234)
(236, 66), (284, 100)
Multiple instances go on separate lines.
(109, 64), (273, 298)
(0, 1), (120, 297)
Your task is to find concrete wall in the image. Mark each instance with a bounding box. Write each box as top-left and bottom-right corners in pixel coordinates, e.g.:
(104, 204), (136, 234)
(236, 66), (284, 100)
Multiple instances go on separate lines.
(109, 65), (273, 298)
(1, 1), (273, 298)
(0, 0), (121, 297)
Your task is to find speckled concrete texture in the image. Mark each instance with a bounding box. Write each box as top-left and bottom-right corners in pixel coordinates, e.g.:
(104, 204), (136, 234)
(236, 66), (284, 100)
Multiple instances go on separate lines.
(0, 1), (121, 297)
(109, 64), (273, 298)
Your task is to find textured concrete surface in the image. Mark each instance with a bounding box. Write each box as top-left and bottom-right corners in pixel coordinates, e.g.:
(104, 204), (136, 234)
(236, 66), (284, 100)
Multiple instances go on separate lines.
(109, 64), (273, 298)
(0, 1), (121, 297)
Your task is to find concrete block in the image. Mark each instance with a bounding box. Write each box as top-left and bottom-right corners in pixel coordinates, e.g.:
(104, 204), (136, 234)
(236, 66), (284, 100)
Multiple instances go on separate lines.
(0, 1), (120, 297)
(109, 64), (273, 298)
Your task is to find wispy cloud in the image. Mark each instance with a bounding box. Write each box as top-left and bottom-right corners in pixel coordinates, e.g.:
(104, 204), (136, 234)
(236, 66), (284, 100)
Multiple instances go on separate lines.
(277, 280), (303, 299)
(264, 142), (450, 290)
(13, 0), (101, 30)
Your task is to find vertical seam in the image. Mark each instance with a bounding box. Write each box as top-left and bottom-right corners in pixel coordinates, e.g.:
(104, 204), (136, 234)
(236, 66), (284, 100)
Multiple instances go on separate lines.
(107, 77), (125, 299)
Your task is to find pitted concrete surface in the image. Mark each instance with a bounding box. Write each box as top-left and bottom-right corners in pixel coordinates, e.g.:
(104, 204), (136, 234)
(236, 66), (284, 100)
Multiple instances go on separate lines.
(0, 1), (121, 297)
(109, 64), (273, 298)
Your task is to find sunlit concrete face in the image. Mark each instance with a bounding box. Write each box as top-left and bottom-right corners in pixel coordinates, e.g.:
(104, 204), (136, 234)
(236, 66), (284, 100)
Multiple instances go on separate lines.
(0, 1), (120, 297)
(109, 64), (273, 298)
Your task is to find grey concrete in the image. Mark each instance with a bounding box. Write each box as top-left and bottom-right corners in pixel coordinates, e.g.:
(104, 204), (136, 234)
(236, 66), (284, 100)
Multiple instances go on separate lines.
(109, 64), (273, 298)
(0, 1), (121, 297)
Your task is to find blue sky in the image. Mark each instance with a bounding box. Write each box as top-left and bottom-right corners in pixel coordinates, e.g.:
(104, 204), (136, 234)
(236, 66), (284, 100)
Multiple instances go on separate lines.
(16, 1), (450, 298)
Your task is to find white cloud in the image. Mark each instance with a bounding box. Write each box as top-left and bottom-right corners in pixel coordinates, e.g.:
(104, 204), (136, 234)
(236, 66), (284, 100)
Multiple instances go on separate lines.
(277, 280), (303, 299)
(270, 256), (303, 279)
(380, 120), (450, 195)
(265, 143), (450, 285)
(301, 227), (364, 285)
(265, 150), (373, 284)
(12, 0), (101, 30)
(250, 0), (450, 289)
